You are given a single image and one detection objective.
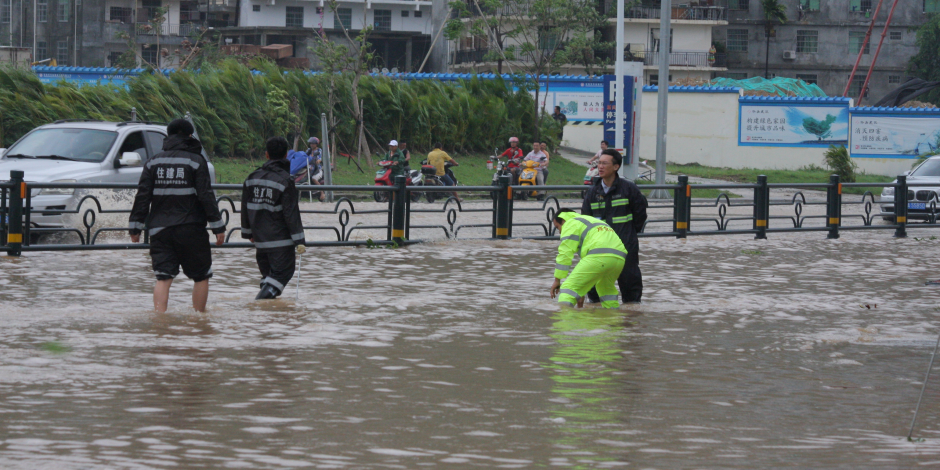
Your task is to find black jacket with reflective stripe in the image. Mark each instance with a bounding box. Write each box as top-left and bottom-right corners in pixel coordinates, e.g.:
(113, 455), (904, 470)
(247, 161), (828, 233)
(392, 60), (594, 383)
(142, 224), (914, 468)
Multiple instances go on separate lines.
(129, 135), (225, 236)
(240, 158), (306, 252)
(581, 177), (648, 259)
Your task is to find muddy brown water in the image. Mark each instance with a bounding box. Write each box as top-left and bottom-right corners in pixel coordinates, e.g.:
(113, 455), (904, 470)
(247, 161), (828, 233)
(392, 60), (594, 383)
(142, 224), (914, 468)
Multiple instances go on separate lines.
(2, 233), (940, 468)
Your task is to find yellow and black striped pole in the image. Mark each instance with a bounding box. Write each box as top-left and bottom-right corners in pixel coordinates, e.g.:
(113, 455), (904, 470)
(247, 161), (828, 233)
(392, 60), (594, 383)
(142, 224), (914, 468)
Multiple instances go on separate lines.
(495, 175), (511, 240)
(827, 174), (841, 240)
(753, 174), (768, 240)
(392, 175), (407, 245)
(7, 170), (24, 257)
(895, 173), (907, 238)
(674, 174), (690, 239)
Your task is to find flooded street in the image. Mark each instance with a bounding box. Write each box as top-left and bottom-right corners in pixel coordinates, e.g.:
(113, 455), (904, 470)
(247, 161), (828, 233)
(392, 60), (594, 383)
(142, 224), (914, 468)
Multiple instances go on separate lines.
(3, 232), (940, 468)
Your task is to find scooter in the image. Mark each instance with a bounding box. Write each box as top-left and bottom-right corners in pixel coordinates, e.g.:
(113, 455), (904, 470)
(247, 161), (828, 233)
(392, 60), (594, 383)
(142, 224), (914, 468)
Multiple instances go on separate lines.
(374, 161), (423, 203)
(292, 162), (325, 201)
(490, 156), (523, 200)
(518, 160), (541, 200)
(420, 161), (459, 203)
(582, 162), (599, 198)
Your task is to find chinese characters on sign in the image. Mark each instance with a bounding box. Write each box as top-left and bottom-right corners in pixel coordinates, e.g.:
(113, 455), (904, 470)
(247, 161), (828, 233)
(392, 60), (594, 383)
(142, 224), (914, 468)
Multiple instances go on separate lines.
(738, 104), (849, 147)
(849, 115), (940, 158)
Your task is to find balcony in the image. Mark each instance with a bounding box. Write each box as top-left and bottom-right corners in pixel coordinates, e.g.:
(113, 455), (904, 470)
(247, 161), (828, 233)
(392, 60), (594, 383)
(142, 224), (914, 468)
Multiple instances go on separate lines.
(453, 48), (491, 64)
(603, 2), (727, 21)
(619, 49), (727, 68)
(135, 22), (204, 37)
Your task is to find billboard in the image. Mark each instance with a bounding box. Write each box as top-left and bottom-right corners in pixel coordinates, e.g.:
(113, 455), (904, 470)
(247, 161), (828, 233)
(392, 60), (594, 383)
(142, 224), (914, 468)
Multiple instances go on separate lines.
(739, 104), (849, 147)
(850, 114), (940, 159)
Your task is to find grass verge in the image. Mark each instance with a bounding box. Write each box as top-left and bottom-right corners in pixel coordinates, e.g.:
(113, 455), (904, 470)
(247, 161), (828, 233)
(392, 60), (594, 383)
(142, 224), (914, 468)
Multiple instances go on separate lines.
(663, 163), (894, 195)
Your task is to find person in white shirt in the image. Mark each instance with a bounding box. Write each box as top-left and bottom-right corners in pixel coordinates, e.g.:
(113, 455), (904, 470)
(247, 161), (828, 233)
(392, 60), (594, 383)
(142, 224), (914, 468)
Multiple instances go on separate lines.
(586, 140), (609, 165)
(524, 142), (548, 200)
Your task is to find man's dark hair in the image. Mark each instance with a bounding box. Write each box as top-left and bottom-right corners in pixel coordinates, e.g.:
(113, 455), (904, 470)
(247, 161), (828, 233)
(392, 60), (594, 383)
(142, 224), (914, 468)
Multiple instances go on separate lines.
(266, 136), (289, 160)
(601, 148), (623, 167)
(167, 119), (195, 137)
(553, 208), (577, 224)
(554, 106), (561, 110)
(434, 142), (443, 149)
(601, 140), (609, 146)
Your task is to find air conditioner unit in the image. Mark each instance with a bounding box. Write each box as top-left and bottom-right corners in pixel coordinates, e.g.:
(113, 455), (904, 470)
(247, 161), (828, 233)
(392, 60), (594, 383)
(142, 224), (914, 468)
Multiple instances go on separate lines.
(266, 0), (275, 5)
(782, 50), (796, 60)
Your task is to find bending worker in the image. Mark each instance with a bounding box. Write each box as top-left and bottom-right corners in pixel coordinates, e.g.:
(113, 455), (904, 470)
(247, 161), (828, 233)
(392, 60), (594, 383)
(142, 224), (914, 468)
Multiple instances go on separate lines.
(581, 149), (648, 303)
(549, 209), (627, 309)
(241, 137), (306, 300)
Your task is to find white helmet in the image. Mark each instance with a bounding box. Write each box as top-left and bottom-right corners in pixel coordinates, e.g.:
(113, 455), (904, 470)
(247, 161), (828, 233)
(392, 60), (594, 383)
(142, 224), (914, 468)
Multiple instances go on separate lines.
(509, 137), (519, 143)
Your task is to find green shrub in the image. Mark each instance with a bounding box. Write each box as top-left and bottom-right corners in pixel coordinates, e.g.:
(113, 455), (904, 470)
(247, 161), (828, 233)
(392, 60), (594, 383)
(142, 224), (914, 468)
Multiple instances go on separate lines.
(823, 145), (856, 182)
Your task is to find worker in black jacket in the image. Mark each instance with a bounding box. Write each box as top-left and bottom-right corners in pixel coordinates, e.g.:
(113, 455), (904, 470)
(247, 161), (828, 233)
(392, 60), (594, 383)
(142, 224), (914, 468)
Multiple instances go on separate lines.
(241, 137), (306, 300)
(580, 149), (648, 303)
(129, 119), (226, 313)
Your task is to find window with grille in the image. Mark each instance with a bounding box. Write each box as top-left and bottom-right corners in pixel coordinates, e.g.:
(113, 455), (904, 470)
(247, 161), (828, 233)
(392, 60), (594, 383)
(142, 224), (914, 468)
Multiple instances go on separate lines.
(890, 31), (902, 41)
(36, 41), (47, 59)
(847, 75), (866, 97)
(180, 2), (199, 22)
(37, 0), (47, 22)
(414, 10), (422, 17)
(889, 75), (901, 84)
(373, 9), (391, 30)
(334, 7), (351, 29)
(107, 51), (123, 66)
(58, 0), (68, 22)
(286, 6), (303, 27)
(141, 0), (161, 22)
(926, 0), (940, 13)
(252, 4), (259, 11)
(796, 73), (817, 84)
(401, 10), (408, 17)
(141, 44), (157, 64)
(727, 29), (748, 52)
(850, 0), (872, 11)
(729, 0), (748, 10)
(796, 30), (818, 53)
(57, 40), (68, 64)
(110, 6), (132, 22)
(1, 0), (10, 23)
(849, 31), (869, 54)
(800, 0), (819, 11)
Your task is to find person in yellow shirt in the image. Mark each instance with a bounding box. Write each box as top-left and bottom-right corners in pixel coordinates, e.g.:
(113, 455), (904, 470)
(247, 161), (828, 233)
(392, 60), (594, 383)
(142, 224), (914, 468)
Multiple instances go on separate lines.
(549, 209), (627, 309)
(427, 143), (461, 202)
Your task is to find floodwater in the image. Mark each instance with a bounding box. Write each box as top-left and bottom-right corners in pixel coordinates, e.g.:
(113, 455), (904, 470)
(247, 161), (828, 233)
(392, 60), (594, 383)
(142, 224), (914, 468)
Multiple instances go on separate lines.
(3, 233), (940, 468)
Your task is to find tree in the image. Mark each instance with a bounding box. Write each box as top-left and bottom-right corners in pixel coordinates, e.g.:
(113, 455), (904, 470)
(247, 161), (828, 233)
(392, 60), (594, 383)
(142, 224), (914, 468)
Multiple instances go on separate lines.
(445, 0), (609, 139)
(908, 14), (940, 104)
(802, 114), (836, 141)
(761, 0), (787, 79)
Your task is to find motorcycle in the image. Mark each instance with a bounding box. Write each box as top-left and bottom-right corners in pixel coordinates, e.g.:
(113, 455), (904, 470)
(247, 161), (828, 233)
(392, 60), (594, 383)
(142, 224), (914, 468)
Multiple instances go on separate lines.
(420, 161), (459, 203)
(582, 162), (599, 198)
(490, 155), (522, 200)
(518, 160), (541, 200)
(291, 153), (325, 201)
(374, 161), (423, 203)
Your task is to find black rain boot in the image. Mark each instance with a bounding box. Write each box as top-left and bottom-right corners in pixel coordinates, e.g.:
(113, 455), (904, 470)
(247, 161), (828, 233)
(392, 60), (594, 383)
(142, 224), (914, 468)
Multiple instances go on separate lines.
(255, 284), (280, 300)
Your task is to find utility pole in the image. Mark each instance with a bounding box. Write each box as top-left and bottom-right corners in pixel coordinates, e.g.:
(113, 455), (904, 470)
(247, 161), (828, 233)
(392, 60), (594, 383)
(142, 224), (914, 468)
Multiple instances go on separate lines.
(649, 0), (671, 199)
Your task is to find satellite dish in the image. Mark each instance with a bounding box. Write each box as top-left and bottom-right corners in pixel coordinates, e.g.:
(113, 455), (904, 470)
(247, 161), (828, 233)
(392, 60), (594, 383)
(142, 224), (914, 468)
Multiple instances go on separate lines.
(391, 67), (398, 73)
(381, 67), (389, 74)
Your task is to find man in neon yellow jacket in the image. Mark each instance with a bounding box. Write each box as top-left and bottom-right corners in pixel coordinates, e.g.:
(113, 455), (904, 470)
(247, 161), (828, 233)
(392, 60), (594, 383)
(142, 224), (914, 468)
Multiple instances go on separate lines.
(549, 209), (627, 309)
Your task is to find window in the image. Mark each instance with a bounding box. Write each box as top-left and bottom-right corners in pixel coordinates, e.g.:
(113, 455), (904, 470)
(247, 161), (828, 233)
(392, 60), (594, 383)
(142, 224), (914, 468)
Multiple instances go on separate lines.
(334, 7), (351, 30)
(180, 2), (198, 22)
(57, 0), (68, 22)
(110, 6), (132, 22)
(401, 10), (408, 17)
(727, 29), (748, 52)
(726, 72), (747, 80)
(889, 75), (901, 84)
(56, 40), (68, 65)
(850, 0), (872, 11)
(373, 9), (391, 31)
(649, 74), (672, 86)
(141, 44), (157, 64)
(1, 0), (10, 24)
(414, 10), (422, 17)
(800, 0), (819, 11)
(141, 0), (161, 21)
(796, 73), (817, 84)
(144, 132), (166, 160)
(729, 0), (748, 10)
(252, 4), (259, 11)
(107, 51), (123, 66)
(890, 30), (902, 41)
(796, 30), (818, 53)
(36, 41), (47, 60)
(927, 0), (940, 13)
(285, 6), (303, 27)
(118, 132), (149, 162)
(849, 31), (870, 54)
(37, 0), (47, 22)
(539, 31), (559, 51)
(847, 74), (866, 97)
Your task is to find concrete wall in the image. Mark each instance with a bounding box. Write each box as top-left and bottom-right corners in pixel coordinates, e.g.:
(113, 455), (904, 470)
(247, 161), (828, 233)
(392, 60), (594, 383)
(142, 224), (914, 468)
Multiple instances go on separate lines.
(241, 0), (432, 33)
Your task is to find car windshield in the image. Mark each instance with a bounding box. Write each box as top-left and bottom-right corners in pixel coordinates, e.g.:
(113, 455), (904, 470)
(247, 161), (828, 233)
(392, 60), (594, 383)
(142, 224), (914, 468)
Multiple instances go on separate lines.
(5, 128), (118, 163)
(912, 159), (940, 177)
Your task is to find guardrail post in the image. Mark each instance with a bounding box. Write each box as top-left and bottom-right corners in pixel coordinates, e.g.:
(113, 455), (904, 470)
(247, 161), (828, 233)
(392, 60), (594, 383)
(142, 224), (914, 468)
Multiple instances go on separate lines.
(495, 175), (511, 239)
(7, 170), (24, 256)
(827, 174), (841, 240)
(894, 174), (908, 238)
(392, 175), (407, 245)
(753, 174), (768, 239)
(674, 175), (689, 239)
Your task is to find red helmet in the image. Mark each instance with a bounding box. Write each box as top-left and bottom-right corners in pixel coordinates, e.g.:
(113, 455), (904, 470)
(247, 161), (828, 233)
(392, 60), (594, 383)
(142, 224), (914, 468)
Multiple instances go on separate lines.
(509, 137), (519, 143)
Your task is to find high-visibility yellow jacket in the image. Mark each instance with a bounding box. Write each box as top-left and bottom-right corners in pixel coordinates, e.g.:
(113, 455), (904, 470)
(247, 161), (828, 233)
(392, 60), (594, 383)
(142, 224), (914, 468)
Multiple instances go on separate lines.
(554, 212), (628, 279)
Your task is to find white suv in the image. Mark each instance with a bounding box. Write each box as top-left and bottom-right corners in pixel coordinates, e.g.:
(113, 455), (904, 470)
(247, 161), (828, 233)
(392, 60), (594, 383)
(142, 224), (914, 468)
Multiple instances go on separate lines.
(0, 120), (216, 229)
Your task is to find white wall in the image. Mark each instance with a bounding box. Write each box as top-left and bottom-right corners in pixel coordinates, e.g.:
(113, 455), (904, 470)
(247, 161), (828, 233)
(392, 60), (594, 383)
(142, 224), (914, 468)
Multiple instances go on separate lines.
(620, 22), (713, 53)
(241, 0), (432, 33)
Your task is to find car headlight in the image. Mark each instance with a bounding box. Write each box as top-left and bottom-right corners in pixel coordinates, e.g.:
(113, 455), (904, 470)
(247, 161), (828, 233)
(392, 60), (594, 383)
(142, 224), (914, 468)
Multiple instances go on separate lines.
(882, 187), (895, 197)
(40, 179), (77, 196)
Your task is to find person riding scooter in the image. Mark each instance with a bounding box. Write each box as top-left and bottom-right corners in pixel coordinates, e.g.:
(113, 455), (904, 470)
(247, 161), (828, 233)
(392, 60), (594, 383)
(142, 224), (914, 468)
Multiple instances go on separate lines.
(499, 137), (525, 184)
(524, 141), (548, 200)
(289, 141), (324, 202)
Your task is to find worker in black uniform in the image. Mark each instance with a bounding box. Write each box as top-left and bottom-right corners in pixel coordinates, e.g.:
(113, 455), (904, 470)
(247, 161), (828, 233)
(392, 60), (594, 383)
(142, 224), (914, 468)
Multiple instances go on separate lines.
(241, 136), (306, 300)
(581, 149), (648, 303)
(129, 118), (226, 313)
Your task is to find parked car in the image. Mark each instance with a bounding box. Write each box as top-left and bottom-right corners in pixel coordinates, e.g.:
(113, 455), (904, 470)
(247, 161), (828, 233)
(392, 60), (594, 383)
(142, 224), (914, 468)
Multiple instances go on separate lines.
(0, 120), (216, 230)
(880, 155), (940, 221)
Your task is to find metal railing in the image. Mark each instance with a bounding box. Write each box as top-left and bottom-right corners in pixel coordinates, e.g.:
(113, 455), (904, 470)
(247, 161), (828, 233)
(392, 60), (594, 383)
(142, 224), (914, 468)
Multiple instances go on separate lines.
(618, 50), (727, 68)
(454, 48), (492, 64)
(0, 171), (935, 256)
(603, 3), (728, 21)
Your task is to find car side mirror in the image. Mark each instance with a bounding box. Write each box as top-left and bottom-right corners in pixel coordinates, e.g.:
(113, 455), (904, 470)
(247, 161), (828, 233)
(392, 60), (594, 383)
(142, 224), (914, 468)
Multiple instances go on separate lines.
(116, 152), (142, 168)
(904, 170), (912, 176)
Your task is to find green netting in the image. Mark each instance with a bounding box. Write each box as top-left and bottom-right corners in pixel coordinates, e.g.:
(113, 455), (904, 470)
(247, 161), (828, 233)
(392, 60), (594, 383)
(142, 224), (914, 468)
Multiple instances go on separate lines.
(706, 77), (828, 97)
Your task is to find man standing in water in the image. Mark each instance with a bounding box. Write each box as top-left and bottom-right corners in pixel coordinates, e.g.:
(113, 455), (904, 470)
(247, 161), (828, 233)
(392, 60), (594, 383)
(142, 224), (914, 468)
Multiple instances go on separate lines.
(581, 149), (648, 303)
(241, 137), (306, 300)
(129, 119), (226, 313)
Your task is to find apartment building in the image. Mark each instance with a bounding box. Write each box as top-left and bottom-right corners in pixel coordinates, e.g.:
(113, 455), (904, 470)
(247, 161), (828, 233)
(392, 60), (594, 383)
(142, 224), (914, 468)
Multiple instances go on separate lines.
(713, 0), (928, 102)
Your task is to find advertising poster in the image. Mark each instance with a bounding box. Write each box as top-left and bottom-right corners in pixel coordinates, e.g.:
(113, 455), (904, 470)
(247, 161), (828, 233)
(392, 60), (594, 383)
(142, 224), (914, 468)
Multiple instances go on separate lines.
(553, 93), (604, 121)
(850, 115), (940, 158)
(739, 104), (849, 147)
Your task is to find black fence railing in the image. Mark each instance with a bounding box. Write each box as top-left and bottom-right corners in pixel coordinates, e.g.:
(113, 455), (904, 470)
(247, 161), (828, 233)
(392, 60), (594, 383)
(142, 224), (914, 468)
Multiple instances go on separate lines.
(0, 171), (934, 256)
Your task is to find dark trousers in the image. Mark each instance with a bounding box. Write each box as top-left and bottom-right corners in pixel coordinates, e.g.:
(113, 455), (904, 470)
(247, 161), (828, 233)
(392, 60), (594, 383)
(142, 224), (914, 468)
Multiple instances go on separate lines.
(256, 247), (296, 294)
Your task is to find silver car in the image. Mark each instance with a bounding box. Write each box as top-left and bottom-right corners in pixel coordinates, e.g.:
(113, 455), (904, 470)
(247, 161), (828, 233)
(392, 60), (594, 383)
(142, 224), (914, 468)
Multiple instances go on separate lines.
(880, 155), (940, 221)
(0, 120), (216, 229)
